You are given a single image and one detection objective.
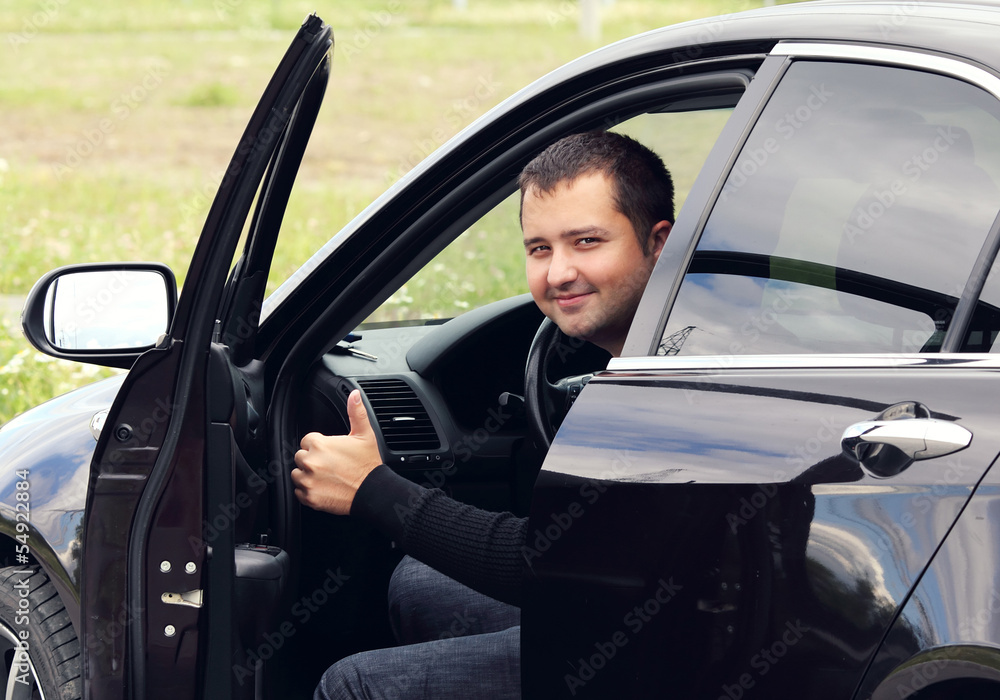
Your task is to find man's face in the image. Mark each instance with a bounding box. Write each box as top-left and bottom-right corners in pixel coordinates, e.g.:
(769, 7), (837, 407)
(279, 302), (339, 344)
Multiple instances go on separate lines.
(522, 172), (670, 357)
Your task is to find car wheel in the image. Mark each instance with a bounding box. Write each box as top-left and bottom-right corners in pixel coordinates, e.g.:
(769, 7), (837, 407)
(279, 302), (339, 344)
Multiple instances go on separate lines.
(0, 566), (82, 700)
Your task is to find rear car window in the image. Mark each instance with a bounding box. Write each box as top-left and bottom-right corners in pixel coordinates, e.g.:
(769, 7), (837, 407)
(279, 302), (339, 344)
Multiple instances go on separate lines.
(661, 61), (1000, 356)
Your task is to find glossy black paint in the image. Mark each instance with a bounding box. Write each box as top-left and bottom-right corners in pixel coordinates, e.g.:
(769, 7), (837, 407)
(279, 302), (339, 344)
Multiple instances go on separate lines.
(0, 375), (124, 629)
(860, 459), (1000, 698)
(7, 2), (1000, 699)
(524, 366), (1000, 698)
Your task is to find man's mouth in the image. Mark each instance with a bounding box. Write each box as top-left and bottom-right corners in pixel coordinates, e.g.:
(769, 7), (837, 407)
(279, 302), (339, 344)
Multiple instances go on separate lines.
(553, 291), (594, 309)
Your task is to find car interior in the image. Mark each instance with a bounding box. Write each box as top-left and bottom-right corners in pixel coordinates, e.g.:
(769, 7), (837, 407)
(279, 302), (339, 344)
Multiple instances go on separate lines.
(225, 73), (748, 694)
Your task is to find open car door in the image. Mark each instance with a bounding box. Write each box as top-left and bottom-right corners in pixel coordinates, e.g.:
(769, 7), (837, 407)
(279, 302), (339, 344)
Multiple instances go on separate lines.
(78, 15), (332, 699)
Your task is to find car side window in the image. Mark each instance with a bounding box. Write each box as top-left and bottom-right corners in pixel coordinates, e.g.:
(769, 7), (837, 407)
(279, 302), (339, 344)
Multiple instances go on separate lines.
(613, 108), (733, 216)
(660, 61), (1000, 356)
(361, 105), (734, 327)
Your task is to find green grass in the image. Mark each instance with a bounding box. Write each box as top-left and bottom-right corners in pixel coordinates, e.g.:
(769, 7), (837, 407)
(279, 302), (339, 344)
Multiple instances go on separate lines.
(175, 82), (243, 108)
(0, 318), (119, 421)
(0, 0), (784, 425)
(371, 194), (528, 323)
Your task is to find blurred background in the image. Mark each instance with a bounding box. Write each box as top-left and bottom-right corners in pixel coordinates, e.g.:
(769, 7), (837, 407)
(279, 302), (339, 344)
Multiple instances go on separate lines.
(0, 0), (782, 423)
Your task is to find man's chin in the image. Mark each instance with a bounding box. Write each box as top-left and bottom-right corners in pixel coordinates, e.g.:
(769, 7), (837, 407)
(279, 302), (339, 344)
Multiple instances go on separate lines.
(551, 317), (593, 343)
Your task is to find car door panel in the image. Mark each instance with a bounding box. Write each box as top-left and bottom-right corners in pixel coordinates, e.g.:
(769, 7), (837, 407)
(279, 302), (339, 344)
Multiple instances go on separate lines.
(524, 363), (1000, 698)
(524, 44), (1000, 699)
(81, 344), (185, 698)
(859, 458), (1000, 698)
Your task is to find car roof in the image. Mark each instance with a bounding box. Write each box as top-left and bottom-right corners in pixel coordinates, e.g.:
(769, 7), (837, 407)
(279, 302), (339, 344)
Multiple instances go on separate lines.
(412, 0), (1000, 196)
(549, 1), (1000, 85)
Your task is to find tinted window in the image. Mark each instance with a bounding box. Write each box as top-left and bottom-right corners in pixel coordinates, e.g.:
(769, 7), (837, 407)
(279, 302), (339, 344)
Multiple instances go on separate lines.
(661, 61), (1000, 356)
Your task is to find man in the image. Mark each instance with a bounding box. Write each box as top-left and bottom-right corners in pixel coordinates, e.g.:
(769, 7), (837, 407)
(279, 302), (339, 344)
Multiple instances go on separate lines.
(292, 131), (674, 698)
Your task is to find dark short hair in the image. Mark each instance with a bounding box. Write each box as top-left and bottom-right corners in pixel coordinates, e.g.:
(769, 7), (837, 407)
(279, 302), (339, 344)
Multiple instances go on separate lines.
(518, 131), (675, 254)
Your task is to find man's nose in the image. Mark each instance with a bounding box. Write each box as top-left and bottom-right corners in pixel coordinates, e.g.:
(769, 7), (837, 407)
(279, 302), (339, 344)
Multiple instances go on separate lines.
(547, 250), (577, 287)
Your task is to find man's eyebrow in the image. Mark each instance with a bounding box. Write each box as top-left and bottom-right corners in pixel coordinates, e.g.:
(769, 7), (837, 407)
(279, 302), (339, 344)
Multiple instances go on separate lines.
(523, 227), (606, 248)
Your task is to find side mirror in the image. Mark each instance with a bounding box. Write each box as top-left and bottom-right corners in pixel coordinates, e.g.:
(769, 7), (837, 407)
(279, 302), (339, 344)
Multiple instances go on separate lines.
(22, 263), (178, 369)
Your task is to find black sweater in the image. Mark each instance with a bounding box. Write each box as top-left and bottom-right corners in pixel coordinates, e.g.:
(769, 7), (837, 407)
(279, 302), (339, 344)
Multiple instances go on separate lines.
(350, 464), (528, 606)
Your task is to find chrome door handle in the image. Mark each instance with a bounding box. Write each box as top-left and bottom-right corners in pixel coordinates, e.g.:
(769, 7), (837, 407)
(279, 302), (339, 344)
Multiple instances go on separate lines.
(841, 418), (972, 461)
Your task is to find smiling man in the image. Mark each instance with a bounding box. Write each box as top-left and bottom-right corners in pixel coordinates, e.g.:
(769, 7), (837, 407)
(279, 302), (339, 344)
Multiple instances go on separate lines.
(520, 133), (673, 356)
(294, 131), (674, 699)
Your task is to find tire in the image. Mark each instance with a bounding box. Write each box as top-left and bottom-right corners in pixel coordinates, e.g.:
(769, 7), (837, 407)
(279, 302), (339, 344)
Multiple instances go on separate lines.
(0, 565), (82, 700)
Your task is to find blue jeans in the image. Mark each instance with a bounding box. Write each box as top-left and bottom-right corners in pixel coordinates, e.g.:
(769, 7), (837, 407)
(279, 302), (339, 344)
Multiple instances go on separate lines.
(314, 556), (521, 699)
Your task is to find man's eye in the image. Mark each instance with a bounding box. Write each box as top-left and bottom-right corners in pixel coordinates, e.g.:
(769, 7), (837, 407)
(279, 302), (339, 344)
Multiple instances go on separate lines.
(528, 245), (550, 255)
(577, 237), (600, 246)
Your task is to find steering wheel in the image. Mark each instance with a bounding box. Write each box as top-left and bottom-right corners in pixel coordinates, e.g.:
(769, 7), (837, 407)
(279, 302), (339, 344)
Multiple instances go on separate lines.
(524, 318), (603, 451)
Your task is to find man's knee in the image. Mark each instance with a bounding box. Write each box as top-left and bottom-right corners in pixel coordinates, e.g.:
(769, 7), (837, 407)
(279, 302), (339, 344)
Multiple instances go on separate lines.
(315, 655), (365, 700)
(317, 651), (410, 700)
(388, 556), (439, 610)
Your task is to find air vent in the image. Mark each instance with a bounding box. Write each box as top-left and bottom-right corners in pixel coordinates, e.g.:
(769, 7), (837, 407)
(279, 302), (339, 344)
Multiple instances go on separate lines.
(356, 378), (440, 452)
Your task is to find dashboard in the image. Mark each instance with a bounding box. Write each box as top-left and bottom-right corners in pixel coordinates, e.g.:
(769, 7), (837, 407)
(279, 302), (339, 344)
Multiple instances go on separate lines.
(298, 294), (551, 513)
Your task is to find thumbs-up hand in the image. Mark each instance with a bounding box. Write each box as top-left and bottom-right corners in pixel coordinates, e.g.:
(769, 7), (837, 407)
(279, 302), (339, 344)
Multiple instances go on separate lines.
(292, 389), (382, 515)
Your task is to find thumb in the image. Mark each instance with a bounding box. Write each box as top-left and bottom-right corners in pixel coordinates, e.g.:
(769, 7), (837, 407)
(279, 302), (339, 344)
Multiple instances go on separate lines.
(347, 389), (374, 438)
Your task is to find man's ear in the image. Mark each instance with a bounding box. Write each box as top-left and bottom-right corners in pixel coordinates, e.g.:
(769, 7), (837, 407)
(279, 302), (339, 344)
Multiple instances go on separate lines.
(649, 220), (672, 260)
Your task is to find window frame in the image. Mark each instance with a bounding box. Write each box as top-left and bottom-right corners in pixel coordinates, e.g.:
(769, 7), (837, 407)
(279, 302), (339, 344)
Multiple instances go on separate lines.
(625, 42), (1000, 361)
(279, 65), (763, 344)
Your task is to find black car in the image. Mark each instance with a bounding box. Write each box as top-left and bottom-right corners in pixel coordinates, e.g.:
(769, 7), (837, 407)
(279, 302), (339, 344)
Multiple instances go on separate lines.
(5, 1), (1000, 698)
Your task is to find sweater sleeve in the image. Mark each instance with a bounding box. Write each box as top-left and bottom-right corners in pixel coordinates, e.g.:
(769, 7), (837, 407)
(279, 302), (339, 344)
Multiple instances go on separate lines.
(350, 464), (528, 606)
